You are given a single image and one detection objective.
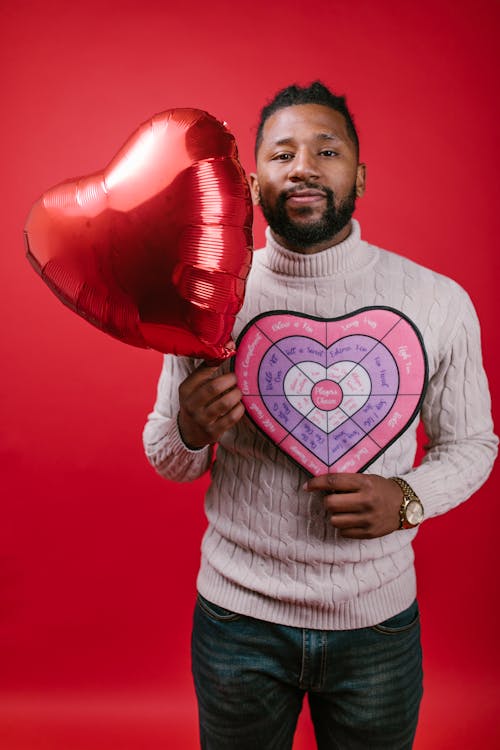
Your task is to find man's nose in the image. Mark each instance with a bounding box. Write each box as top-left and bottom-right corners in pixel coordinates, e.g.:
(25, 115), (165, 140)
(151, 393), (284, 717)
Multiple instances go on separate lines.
(288, 150), (320, 181)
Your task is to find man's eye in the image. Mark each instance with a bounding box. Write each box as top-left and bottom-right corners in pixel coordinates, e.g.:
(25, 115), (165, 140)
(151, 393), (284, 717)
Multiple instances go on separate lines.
(273, 153), (293, 161)
(320, 149), (338, 157)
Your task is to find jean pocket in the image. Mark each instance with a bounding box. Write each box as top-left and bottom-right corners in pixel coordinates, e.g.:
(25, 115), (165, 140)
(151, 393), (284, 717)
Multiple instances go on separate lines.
(196, 594), (242, 622)
(371, 600), (420, 635)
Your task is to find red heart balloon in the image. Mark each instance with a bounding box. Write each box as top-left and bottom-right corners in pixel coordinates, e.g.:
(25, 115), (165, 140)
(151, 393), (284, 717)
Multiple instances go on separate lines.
(24, 109), (253, 360)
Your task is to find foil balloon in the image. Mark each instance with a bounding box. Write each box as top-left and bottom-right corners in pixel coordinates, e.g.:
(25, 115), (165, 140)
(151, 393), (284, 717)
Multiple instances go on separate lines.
(24, 109), (253, 360)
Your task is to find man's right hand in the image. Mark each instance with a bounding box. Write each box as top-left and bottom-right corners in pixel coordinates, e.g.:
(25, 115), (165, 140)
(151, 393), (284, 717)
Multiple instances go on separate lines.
(177, 363), (245, 449)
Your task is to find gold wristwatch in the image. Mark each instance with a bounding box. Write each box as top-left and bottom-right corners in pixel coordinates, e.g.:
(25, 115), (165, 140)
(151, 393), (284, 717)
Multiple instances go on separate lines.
(390, 477), (424, 529)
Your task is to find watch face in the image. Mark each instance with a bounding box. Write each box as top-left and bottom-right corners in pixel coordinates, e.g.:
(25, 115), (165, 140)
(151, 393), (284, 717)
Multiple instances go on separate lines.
(406, 500), (424, 525)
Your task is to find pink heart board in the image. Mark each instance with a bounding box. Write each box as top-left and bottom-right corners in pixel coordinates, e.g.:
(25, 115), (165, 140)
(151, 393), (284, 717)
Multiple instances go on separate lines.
(233, 308), (428, 476)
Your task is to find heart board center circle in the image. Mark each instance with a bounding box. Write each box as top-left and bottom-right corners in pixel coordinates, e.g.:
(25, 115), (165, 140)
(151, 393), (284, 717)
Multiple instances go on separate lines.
(311, 380), (343, 410)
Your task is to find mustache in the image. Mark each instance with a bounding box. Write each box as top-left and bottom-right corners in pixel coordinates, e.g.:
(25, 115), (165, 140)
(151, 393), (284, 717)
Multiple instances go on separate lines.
(281, 183), (331, 200)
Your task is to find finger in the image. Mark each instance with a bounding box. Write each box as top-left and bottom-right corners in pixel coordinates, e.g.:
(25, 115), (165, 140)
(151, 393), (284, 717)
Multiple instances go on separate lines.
(184, 371), (239, 409)
(304, 473), (364, 493)
(204, 402), (245, 442)
(180, 362), (221, 399)
(203, 386), (243, 423)
(203, 374), (240, 408)
(327, 510), (373, 539)
(324, 492), (368, 514)
(328, 511), (368, 529)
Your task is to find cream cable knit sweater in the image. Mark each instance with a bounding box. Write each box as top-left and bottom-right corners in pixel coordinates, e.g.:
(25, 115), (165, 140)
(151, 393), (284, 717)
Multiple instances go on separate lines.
(143, 220), (497, 629)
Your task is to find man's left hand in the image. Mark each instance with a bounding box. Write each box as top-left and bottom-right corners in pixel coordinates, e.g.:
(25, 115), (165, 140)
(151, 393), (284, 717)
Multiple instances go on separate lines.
(303, 473), (404, 539)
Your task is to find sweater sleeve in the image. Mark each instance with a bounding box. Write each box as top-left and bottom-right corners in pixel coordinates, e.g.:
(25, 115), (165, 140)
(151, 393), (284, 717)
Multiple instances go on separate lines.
(142, 354), (213, 482)
(401, 289), (497, 518)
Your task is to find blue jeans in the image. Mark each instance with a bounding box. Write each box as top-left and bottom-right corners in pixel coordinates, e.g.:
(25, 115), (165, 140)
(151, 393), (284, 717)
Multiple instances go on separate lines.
(191, 595), (422, 750)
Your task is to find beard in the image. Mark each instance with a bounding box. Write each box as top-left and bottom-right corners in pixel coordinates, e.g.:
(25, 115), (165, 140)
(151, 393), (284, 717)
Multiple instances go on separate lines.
(259, 182), (357, 250)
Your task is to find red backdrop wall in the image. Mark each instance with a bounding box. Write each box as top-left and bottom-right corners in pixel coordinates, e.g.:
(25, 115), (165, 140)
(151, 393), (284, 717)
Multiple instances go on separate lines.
(1, 1), (498, 747)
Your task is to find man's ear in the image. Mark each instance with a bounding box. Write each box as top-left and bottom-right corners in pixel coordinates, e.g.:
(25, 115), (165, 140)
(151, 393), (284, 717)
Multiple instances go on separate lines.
(249, 173), (261, 206)
(356, 163), (366, 198)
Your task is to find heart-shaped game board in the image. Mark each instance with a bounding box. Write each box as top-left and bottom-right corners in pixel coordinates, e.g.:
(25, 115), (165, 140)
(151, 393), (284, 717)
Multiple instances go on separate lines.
(233, 308), (428, 476)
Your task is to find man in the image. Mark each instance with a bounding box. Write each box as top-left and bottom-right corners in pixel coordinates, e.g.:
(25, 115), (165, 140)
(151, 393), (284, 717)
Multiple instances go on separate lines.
(143, 82), (497, 749)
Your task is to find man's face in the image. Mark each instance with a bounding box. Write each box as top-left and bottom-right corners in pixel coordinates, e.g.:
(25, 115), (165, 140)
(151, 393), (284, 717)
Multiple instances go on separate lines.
(250, 104), (366, 254)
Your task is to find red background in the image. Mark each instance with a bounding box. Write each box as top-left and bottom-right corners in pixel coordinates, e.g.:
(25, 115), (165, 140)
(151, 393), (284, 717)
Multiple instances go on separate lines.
(1, 1), (499, 747)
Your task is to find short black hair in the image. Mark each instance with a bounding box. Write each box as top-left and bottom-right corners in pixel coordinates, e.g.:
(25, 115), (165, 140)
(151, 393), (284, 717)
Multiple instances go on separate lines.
(255, 81), (359, 158)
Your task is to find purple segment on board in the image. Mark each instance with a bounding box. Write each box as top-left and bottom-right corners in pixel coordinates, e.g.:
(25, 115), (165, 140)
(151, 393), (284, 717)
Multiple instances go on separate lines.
(326, 335), (376, 367)
(290, 420), (329, 464)
(356, 343), (399, 393)
(258, 345), (293, 396)
(349, 393), (397, 432)
(276, 336), (327, 367)
(261, 395), (304, 432)
(327, 420), (366, 464)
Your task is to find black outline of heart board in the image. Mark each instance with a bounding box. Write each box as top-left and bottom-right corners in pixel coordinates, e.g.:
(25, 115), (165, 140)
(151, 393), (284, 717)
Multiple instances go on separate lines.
(231, 306), (429, 476)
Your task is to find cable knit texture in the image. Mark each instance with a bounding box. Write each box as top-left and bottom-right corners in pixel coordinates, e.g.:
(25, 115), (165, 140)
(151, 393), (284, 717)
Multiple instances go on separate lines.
(143, 220), (497, 629)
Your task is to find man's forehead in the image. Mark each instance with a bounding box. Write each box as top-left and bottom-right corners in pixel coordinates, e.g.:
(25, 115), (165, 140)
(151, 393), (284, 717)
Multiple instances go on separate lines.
(261, 104), (351, 145)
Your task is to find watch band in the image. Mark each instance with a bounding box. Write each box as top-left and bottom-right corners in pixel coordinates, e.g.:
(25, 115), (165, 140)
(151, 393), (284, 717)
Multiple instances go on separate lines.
(390, 476), (424, 529)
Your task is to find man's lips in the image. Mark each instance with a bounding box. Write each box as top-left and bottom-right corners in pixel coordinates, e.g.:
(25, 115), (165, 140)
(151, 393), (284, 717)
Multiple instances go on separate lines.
(285, 189), (326, 205)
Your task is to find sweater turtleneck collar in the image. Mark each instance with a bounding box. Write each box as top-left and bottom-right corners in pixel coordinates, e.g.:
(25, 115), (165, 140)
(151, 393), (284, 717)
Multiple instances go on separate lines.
(261, 219), (376, 277)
